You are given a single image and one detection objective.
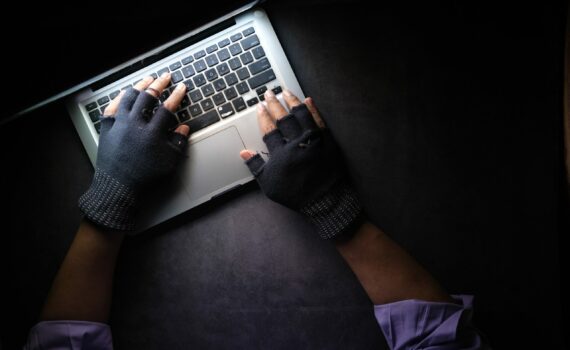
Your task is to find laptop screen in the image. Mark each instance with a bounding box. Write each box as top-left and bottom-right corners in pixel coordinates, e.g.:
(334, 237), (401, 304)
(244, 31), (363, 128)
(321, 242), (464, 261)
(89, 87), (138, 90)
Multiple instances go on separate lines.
(4, 0), (256, 123)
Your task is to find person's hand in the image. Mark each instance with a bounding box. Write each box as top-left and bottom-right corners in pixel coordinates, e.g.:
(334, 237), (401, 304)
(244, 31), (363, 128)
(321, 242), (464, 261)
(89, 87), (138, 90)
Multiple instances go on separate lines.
(79, 74), (189, 231)
(240, 89), (363, 239)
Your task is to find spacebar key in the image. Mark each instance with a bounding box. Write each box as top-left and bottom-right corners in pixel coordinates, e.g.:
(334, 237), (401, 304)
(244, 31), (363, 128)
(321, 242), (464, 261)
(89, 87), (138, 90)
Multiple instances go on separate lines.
(248, 69), (276, 89)
(186, 110), (220, 133)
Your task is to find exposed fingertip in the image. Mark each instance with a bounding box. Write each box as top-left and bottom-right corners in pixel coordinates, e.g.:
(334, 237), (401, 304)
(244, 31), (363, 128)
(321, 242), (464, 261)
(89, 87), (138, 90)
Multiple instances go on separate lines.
(161, 72), (171, 78)
(283, 89), (292, 97)
(175, 124), (190, 136)
(239, 149), (256, 161)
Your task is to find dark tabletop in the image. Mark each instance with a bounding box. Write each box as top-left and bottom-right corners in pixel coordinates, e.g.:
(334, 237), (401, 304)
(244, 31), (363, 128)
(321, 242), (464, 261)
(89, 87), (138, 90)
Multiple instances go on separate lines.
(1, 1), (568, 349)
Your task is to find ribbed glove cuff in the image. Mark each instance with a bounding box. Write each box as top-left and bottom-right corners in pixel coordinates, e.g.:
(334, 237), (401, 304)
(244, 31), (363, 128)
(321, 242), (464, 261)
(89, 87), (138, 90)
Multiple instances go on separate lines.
(78, 168), (137, 231)
(300, 183), (363, 239)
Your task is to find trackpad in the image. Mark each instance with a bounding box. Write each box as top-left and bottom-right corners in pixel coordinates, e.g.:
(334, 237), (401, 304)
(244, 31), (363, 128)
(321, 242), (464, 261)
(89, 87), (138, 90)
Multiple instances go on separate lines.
(180, 126), (252, 202)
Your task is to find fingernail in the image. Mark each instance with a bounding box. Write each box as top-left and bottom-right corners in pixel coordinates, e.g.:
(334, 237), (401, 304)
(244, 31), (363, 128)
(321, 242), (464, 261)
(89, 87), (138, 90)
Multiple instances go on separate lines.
(144, 76), (154, 82)
(161, 72), (170, 78)
(283, 89), (292, 97)
(176, 82), (185, 90)
(265, 89), (275, 99)
(257, 103), (264, 111)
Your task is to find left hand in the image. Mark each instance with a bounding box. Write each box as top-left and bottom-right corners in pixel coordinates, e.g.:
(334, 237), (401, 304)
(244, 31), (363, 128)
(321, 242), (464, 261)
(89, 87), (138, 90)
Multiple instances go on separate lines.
(79, 74), (190, 231)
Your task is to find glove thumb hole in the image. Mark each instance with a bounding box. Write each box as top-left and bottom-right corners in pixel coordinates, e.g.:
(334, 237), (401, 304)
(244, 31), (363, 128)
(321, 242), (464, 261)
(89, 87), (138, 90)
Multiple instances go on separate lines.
(244, 153), (266, 177)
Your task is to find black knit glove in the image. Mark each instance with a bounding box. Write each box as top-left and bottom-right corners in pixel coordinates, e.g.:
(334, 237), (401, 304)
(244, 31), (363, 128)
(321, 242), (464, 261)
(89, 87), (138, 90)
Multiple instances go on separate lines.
(245, 104), (362, 239)
(79, 88), (188, 231)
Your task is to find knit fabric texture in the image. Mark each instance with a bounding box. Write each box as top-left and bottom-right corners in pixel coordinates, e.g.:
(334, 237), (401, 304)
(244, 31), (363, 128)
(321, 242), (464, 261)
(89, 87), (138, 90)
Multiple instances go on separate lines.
(79, 169), (137, 231)
(79, 88), (187, 231)
(245, 104), (362, 239)
(300, 183), (362, 239)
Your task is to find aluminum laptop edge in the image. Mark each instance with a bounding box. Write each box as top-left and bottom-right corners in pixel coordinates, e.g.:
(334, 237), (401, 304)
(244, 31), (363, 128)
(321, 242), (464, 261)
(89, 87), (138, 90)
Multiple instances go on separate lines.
(66, 4), (304, 232)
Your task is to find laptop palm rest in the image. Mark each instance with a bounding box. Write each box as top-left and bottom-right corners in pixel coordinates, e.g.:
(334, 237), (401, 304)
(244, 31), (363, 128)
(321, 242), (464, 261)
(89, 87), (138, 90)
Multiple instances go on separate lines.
(135, 126), (252, 232)
(182, 126), (252, 202)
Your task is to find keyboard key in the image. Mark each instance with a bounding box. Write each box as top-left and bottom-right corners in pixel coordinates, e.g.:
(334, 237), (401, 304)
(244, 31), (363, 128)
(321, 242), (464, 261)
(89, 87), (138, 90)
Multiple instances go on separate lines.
(217, 62), (230, 76)
(194, 50), (206, 59)
(240, 51), (254, 65)
(186, 109), (219, 133)
(218, 38), (230, 47)
(201, 84), (215, 96)
(177, 108), (190, 122)
(169, 61), (182, 71)
(121, 85), (132, 90)
(232, 97), (247, 112)
(183, 79), (195, 91)
(206, 44), (218, 54)
(228, 57), (242, 70)
(193, 60), (207, 72)
(248, 69), (276, 89)
(182, 55), (194, 65)
(248, 58), (271, 75)
(100, 105), (109, 114)
(171, 70), (184, 84)
(225, 73), (238, 86)
(236, 67), (250, 80)
(246, 97), (259, 106)
(86, 102), (98, 111)
(217, 48), (231, 61)
(189, 104), (202, 117)
(193, 74), (206, 87)
(229, 43), (242, 56)
(189, 90), (203, 103)
(218, 102), (235, 118)
(256, 86), (267, 95)
(212, 92), (226, 106)
(240, 34), (260, 50)
(272, 86), (283, 95)
(230, 33), (242, 42)
(224, 86), (237, 100)
(180, 95), (191, 108)
(213, 78), (226, 91)
(97, 96), (110, 106)
(109, 90), (120, 99)
(160, 90), (170, 102)
(235, 82), (250, 94)
(150, 73), (158, 79)
(242, 27), (255, 37)
(182, 66), (195, 78)
(259, 94), (265, 101)
(157, 67), (170, 76)
(205, 54), (219, 67)
(205, 68), (218, 81)
(94, 122), (101, 134)
(252, 46), (265, 59)
(201, 98), (215, 111)
(89, 109), (101, 122)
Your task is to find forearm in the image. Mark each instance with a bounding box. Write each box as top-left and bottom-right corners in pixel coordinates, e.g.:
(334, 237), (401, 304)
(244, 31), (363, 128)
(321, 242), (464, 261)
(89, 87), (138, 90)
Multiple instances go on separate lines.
(335, 221), (453, 305)
(40, 219), (124, 322)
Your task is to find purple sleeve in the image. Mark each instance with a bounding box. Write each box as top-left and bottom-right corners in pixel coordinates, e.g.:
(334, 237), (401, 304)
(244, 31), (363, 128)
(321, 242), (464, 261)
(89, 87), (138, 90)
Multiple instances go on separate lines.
(374, 295), (490, 350)
(24, 320), (113, 350)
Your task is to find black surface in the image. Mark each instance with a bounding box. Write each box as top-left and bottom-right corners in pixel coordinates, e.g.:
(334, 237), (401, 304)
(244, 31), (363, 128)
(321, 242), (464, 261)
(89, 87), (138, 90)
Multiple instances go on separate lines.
(1, 0), (568, 349)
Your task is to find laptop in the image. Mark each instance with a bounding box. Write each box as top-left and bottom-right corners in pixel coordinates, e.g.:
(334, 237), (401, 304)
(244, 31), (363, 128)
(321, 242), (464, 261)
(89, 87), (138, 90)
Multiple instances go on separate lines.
(64, 1), (304, 231)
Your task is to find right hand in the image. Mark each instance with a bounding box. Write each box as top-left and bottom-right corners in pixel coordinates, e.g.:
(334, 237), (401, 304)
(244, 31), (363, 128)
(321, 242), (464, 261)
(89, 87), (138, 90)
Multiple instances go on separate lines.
(239, 89), (362, 239)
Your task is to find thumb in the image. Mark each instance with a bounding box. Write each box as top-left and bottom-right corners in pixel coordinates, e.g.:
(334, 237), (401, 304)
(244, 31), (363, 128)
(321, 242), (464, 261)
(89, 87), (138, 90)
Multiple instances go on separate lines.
(240, 149), (256, 161)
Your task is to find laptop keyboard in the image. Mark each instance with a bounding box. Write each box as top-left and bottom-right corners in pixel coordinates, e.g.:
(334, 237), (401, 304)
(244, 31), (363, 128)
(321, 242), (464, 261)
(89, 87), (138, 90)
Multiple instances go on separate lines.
(84, 26), (280, 135)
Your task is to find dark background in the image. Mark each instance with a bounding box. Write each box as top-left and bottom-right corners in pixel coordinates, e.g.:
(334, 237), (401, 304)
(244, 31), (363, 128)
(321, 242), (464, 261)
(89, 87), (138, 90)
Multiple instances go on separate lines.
(1, 0), (568, 349)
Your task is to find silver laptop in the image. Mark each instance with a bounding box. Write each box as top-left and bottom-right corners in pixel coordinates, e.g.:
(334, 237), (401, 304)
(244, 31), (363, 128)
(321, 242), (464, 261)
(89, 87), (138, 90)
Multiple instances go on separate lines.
(66, 2), (304, 231)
